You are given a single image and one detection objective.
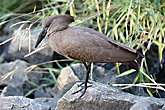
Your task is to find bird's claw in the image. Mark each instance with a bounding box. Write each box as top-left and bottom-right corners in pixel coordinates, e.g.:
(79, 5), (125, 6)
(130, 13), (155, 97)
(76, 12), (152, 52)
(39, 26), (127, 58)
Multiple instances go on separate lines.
(72, 81), (92, 98)
(72, 85), (92, 98)
(75, 80), (92, 87)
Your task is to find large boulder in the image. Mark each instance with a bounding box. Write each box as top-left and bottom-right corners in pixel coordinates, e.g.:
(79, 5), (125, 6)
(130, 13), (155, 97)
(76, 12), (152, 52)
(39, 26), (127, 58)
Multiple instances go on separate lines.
(56, 81), (165, 110)
(5, 27), (54, 64)
(0, 59), (43, 97)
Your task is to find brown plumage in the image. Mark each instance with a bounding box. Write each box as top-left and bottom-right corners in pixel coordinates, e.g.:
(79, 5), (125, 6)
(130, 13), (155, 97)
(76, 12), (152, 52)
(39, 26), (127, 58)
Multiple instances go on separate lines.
(35, 14), (143, 98)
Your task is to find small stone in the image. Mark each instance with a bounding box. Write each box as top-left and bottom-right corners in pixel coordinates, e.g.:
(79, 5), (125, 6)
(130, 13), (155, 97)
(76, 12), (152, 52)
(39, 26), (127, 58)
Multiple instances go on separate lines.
(1, 86), (23, 97)
(0, 59), (28, 87)
(0, 96), (51, 110)
(57, 66), (79, 90)
(34, 86), (54, 98)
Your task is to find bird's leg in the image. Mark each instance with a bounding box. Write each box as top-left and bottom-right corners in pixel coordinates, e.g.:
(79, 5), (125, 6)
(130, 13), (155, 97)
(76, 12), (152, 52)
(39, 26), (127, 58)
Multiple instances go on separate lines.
(83, 62), (91, 87)
(72, 62), (92, 98)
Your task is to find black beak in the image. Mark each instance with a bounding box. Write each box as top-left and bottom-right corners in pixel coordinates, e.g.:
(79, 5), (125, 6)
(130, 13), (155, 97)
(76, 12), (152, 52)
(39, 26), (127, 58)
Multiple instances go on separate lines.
(35, 29), (47, 48)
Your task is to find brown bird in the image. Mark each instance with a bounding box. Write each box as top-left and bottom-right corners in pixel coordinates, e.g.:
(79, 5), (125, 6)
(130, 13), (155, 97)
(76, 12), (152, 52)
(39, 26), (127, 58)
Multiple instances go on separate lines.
(35, 14), (143, 98)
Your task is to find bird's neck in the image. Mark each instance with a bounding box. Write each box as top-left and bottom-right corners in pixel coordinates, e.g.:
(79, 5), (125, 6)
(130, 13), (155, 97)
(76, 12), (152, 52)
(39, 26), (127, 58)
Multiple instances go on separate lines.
(47, 23), (69, 36)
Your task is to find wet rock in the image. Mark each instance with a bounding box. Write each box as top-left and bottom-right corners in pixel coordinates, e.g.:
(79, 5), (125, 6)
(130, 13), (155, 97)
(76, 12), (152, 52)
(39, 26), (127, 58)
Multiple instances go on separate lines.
(56, 81), (165, 110)
(1, 86), (23, 97)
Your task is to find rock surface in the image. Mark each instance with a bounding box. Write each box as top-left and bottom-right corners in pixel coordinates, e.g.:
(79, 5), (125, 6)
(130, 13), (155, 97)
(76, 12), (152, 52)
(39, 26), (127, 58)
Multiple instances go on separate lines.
(5, 27), (54, 64)
(57, 63), (148, 97)
(0, 59), (28, 87)
(56, 81), (165, 110)
(0, 62), (164, 110)
(34, 86), (54, 98)
(0, 82), (164, 110)
(0, 96), (51, 110)
(1, 86), (23, 97)
(3, 19), (22, 34)
(0, 59), (45, 98)
(57, 66), (79, 90)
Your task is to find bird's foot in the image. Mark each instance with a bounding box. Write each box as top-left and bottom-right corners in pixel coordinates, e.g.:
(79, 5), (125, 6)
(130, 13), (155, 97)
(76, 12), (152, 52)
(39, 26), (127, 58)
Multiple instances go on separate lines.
(72, 81), (92, 98)
(75, 80), (92, 87)
(72, 85), (92, 98)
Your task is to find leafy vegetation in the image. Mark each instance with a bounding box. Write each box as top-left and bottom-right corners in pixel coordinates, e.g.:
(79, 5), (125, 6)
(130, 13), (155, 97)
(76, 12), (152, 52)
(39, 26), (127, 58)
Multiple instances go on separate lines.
(0, 0), (164, 97)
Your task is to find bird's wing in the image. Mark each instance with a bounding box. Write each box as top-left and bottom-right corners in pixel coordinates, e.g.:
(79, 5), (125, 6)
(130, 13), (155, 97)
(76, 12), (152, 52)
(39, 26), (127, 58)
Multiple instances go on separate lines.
(59, 26), (138, 63)
(76, 27), (136, 53)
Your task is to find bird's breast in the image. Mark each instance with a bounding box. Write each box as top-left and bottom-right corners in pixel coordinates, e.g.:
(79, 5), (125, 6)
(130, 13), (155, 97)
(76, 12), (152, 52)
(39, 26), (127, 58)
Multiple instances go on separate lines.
(48, 33), (62, 52)
(48, 31), (73, 57)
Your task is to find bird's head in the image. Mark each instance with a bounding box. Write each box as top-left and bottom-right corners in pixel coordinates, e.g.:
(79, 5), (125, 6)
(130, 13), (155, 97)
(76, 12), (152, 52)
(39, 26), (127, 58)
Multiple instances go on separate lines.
(35, 14), (74, 48)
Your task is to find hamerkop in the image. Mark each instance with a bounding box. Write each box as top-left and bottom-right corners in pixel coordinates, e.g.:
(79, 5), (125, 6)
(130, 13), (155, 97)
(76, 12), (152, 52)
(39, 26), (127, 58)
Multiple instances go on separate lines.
(35, 14), (143, 98)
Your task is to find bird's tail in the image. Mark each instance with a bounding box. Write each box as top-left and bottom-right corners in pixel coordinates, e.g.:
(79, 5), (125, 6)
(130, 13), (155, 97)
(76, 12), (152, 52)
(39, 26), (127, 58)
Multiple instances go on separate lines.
(137, 51), (144, 60)
(123, 52), (144, 71)
(122, 61), (140, 71)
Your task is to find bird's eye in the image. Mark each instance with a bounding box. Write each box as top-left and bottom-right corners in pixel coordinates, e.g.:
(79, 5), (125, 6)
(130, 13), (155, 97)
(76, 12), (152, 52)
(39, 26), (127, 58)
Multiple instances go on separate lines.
(46, 23), (51, 27)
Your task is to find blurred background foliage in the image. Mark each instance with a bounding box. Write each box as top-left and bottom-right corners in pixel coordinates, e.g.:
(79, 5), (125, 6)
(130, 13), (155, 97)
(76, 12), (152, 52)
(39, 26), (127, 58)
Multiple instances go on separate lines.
(0, 0), (164, 97)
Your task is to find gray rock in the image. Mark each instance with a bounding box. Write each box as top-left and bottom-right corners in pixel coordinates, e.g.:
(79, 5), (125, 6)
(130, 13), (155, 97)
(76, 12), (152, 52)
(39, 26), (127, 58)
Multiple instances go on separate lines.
(0, 96), (51, 110)
(130, 97), (165, 110)
(6, 27), (53, 64)
(3, 19), (22, 34)
(23, 69), (43, 94)
(161, 105), (165, 110)
(70, 63), (87, 80)
(70, 63), (133, 84)
(0, 59), (43, 97)
(51, 81), (75, 106)
(0, 35), (11, 55)
(130, 101), (153, 110)
(0, 52), (6, 63)
(0, 59), (28, 87)
(1, 86), (23, 97)
(57, 66), (79, 90)
(56, 81), (165, 110)
(35, 97), (58, 110)
(70, 63), (116, 84)
(34, 86), (54, 98)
